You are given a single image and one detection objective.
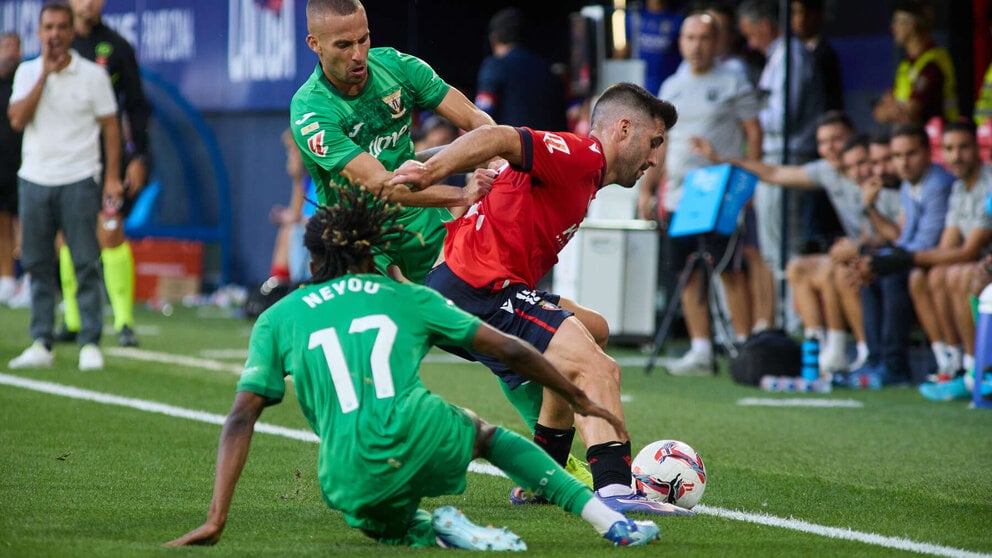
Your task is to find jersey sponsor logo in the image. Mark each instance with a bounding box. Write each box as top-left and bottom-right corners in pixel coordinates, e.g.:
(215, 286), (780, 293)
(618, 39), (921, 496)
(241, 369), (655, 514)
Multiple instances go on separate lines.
(295, 112), (316, 125)
(307, 130), (327, 157)
(347, 122), (364, 138)
(367, 124), (409, 159)
(95, 41), (113, 67)
(300, 122), (319, 135)
(382, 89), (407, 119)
(555, 223), (580, 247)
(543, 132), (570, 155)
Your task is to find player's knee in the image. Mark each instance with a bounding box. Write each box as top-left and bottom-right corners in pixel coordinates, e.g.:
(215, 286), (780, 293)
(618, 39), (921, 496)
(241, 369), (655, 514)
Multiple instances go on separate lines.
(594, 353), (622, 386)
(785, 259), (803, 283)
(908, 268), (927, 293)
(579, 309), (610, 348)
(926, 266), (946, 290)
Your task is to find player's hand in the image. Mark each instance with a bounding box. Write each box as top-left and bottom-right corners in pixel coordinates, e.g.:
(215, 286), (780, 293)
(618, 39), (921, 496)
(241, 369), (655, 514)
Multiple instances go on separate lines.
(268, 204), (298, 226)
(690, 136), (720, 163)
(463, 168), (496, 205)
(124, 159), (148, 198)
(855, 256), (875, 282)
(487, 157), (508, 171)
(164, 522), (224, 547)
(568, 392), (629, 441)
(388, 160), (431, 190)
(872, 92), (899, 123)
(636, 190), (657, 221)
(828, 238), (858, 264)
(40, 42), (67, 76)
(103, 177), (125, 209)
(861, 176), (882, 206)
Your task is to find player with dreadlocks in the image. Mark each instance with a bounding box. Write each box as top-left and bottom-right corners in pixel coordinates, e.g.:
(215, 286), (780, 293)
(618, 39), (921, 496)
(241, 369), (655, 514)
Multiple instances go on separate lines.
(169, 186), (661, 549)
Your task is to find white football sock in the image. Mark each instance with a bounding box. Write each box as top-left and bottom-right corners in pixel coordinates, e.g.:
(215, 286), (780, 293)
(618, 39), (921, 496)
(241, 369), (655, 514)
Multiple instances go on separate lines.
(947, 345), (963, 373)
(581, 497), (628, 535)
(931, 341), (949, 371)
(964, 353), (975, 374)
(690, 338), (712, 358)
(597, 483), (633, 498)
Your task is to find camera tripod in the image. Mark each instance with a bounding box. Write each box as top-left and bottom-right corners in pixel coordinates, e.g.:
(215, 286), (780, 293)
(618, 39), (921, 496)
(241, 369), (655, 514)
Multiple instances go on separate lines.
(644, 232), (740, 375)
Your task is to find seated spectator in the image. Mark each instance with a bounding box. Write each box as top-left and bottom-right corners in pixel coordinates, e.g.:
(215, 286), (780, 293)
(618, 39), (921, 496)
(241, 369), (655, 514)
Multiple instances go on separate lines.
(695, 112), (863, 373)
(853, 124), (954, 387)
(868, 121), (992, 399)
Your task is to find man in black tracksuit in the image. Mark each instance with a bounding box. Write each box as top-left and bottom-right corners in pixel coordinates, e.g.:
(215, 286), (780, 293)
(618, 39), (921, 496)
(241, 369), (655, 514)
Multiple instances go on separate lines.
(58, 0), (152, 348)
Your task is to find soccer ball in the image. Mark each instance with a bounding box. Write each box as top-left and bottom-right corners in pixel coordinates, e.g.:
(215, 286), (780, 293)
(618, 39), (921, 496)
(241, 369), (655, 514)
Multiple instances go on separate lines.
(631, 439), (707, 509)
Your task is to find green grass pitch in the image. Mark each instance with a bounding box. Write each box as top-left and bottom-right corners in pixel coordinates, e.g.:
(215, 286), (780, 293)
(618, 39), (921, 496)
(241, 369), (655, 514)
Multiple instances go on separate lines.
(1, 304), (990, 557)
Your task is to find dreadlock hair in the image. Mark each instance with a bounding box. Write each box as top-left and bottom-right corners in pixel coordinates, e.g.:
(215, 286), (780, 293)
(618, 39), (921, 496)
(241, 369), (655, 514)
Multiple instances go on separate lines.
(303, 186), (410, 283)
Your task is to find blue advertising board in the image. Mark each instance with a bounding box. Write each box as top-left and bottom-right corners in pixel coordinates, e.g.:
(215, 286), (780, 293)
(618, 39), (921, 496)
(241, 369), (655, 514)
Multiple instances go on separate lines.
(0, 0), (315, 111)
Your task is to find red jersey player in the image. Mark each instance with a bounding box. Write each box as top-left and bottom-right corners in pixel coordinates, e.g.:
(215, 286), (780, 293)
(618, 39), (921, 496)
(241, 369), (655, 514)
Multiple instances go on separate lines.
(390, 82), (683, 516)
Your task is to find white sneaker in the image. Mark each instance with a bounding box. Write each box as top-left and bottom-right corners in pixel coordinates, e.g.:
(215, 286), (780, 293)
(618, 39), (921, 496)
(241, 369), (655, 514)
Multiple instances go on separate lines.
(847, 354), (867, 373)
(78, 344), (104, 371)
(7, 276), (31, 309)
(666, 349), (713, 376)
(819, 349), (849, 375)
(0, 276), (16, 305)
(9, 341), (54, 368)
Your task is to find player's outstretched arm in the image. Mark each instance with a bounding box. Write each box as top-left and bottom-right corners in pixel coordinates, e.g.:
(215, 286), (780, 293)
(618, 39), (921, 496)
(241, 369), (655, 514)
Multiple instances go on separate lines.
(389, 125), (522, 190)
(471, 323), (629, 440)
(342, 152), (494, 208)
(165, 391), (266, 547)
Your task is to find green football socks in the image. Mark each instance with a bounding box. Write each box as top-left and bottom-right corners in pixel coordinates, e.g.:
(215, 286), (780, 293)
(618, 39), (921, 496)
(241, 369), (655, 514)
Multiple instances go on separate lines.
(59, 245), (81, 332)
(102, 243), (135, 331)
(486, 426), (593, 516)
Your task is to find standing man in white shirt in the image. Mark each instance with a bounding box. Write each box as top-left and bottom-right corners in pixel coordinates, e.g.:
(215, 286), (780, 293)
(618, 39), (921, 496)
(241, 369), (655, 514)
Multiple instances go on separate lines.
(6, 2), (121, 371)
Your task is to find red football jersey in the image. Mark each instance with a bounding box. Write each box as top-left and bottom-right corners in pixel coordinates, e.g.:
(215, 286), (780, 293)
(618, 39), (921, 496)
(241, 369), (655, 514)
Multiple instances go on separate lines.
(443, 127), (605, 289)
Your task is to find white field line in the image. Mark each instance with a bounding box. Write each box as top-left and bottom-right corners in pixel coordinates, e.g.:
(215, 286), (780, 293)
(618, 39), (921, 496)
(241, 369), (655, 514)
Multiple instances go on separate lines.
(737, 397), (865, 408)
(0, 373), (987, 558)
(104, 347), (243, 374)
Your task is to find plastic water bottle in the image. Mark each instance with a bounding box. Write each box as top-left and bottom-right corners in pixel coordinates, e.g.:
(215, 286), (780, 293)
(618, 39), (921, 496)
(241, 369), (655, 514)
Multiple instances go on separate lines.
(809, 378), (832, 393)
(849, 371), (882, 390)
(801, 338), (820, 381)
(760, 375), (832, 393)
(759, 375), (778, 391)
(973, 283), (992, 407)
(102, 195), (122, 231)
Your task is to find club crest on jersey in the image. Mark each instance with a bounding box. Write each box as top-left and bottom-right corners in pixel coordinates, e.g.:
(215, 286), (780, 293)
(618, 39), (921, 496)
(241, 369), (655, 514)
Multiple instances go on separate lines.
(95, 41), (113, 67)
(307, 130), (327, 157)
(543, 133), (570, 154)
(382, 89), (407, 119)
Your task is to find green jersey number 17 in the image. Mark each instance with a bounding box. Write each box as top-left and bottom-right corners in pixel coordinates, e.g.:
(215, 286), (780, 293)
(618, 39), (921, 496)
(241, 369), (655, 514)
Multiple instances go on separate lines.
(308, 314), (398, 414)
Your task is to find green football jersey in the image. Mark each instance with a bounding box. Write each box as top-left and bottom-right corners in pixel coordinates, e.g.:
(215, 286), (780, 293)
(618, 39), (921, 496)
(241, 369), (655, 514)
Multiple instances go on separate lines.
(289, 48), (452, 281)
(237, 274), (482, 511)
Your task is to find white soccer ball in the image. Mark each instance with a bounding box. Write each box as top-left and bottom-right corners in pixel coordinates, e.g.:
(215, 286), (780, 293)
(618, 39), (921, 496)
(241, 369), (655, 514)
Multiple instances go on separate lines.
(631, 439), (707, 509)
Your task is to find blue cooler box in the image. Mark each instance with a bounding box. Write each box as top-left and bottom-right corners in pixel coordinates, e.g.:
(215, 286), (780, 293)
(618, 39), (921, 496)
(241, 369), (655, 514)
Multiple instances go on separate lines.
(668, 164), (757, 238)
